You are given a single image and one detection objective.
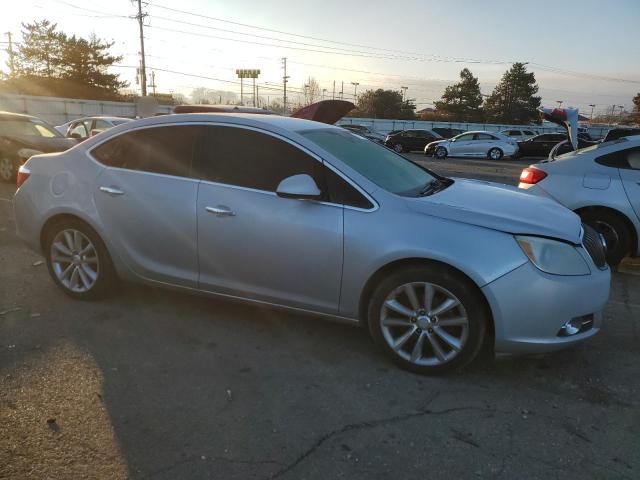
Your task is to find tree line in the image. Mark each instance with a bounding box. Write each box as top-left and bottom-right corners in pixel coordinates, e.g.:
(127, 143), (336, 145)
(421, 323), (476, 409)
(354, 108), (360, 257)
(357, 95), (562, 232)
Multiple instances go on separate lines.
(1, 20), (128, 100)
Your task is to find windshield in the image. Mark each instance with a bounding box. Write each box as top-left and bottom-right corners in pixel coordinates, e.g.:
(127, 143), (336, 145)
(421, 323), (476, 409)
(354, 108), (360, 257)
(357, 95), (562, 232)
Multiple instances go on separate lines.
(0, 119), (61, 138)
(301, 128), (436, 196)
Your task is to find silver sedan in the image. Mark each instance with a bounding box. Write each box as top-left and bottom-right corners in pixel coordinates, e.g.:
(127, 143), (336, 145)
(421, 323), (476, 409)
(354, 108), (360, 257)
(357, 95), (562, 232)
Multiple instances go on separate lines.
(427, 131), (519, 160)
(13, 114), (610, 374)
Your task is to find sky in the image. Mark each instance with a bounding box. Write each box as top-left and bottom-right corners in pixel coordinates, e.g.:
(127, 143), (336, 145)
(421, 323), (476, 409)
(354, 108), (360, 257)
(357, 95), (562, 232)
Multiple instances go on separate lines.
(0, 0), (638, 115)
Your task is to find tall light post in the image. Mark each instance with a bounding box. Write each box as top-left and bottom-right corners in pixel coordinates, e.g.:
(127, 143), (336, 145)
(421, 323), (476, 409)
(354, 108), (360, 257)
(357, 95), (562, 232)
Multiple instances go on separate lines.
(400, 86), (408, 102)
(556, 100), (563, 108)
(618, 105), (625, 123)
(236, 69), (261, 106)
(589, 104), (596, 123)
(351, 82), (360, 103)
(322, 88), (327, 100)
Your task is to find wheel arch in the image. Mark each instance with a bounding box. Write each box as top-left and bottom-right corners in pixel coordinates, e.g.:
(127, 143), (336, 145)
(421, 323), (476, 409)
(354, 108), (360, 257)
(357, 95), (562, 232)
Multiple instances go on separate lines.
(574, 205), (638, 256)
(40, 212), (105, 253)
(357, 257), (495, 345)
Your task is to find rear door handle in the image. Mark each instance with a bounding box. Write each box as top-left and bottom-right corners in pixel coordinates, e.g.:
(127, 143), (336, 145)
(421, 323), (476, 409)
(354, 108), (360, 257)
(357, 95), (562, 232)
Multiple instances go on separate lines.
(99, 186), (124, 196)
(205, 206), (235, 217)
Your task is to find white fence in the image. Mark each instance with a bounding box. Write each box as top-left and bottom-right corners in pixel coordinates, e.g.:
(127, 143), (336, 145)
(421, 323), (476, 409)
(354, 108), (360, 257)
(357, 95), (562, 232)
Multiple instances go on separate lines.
(337, 117), (611, 139)
(0, 93), (173, 126)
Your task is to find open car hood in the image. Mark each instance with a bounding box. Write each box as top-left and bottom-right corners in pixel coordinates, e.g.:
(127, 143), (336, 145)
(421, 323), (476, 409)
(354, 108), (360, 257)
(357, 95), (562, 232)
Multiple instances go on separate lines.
(539, 106), (579, 151)
(290, 100), (355, 124)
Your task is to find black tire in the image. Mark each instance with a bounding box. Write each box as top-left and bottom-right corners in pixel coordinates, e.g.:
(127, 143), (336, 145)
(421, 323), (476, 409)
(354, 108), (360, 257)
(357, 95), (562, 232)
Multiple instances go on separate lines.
(487, 147), (504, 160)
(393, 143), (404, 153)
(435, 147), (447, 160)
(0, 156), (17, 183)
(579, 209), (632, 268)
(43, 217), (117, 300)
(367, 264), (488, 375)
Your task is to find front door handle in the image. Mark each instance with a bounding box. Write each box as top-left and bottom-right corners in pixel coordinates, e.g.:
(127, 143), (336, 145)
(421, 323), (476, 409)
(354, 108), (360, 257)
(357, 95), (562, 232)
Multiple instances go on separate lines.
(205, 206), (236, 217)
(99, 186), (124, 196)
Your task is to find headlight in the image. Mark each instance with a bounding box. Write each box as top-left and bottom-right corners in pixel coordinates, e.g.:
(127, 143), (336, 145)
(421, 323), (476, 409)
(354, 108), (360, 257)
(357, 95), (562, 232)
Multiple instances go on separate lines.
(515, 235), (590, 276)
(17, 148), (43, 160)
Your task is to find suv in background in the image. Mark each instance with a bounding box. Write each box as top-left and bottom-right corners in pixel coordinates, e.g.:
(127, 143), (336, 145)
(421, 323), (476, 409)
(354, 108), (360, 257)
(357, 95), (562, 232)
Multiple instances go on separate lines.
(602, 127), (640, 143)
(384, 129), (442, 153)
(431, 127), (466, 139)
(500, 129), (538, 141)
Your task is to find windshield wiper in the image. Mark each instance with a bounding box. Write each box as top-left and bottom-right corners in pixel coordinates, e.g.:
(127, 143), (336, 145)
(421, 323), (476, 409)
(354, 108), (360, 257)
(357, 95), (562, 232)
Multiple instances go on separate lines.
(418, 177), (453, 197)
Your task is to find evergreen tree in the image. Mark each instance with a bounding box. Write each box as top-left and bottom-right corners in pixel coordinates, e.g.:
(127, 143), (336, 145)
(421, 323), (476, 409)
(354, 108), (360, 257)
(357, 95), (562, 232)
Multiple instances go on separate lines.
(15, 20), (65, 77)
(484, 62), (541, 124)
(356, 89), (415, 119)
(434, 68), (483, 122)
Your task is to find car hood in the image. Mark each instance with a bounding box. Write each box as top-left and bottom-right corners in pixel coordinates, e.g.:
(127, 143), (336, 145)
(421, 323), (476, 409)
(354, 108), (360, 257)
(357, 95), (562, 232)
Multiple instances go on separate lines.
(406, 178), (582, 244)
(426, 139), (448, 147)
(1, 134), (77, 152)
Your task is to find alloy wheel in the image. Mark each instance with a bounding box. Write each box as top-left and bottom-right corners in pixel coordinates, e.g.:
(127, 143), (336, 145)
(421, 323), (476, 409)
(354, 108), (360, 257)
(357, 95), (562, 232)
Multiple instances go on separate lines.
(489, 148), (502, 160)
(50, 229), (99, 292)
(394, 144), (403, 153)
(380, 282), (469, 366)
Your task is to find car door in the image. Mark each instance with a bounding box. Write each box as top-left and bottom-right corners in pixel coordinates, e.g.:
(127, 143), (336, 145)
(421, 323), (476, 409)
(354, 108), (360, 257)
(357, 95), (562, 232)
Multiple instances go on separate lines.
(471, 133), (496, 156)
(618, 147), (640, 221)
(448, 133), (475, 156)
(402, 130), (418, 150)
(194, 125), (344, 314)
(90, 124), (201, 287)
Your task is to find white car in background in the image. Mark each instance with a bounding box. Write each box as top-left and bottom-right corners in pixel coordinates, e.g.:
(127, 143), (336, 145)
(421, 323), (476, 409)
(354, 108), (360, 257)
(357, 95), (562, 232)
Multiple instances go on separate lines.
(427, 131), (519, 160)
(500, 129), (538, 141)
(519, 136), (640, 267)
(55, 116), (132, 140)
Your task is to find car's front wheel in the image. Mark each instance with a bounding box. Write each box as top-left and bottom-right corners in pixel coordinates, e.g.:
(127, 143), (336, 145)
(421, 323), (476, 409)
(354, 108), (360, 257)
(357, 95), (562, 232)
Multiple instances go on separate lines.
(393, 143), (404, 153)
(435, 147), (447, 159)
(44, 218), (116, 299)
(487, 147), (503, 160)
(368, 265), (487, 374)
(0, 157), (17, 183)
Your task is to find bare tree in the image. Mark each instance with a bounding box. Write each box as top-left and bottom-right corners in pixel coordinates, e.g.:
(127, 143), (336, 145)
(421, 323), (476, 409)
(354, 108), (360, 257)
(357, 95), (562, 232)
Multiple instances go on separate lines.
(303, 77), (321, 106)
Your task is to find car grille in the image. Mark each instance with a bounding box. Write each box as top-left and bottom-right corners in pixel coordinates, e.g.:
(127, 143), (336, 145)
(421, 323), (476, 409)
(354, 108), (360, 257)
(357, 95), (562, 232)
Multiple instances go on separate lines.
(582, 224), (607, 269)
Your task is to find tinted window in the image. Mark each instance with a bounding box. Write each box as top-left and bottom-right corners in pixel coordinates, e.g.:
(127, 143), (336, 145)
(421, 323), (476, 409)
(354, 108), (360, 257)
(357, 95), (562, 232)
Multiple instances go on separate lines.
(324, 168), (373, 209)
(92, 125), (199, 178)
(0, 118), (62, 138)
(196, 126), (325, 193)
(523, 130), (535, 135)
(475, 133), (496, 140)
(404, 131), (418, 137)
(455, 133), (475, 141)
(596, 147), (640, 170)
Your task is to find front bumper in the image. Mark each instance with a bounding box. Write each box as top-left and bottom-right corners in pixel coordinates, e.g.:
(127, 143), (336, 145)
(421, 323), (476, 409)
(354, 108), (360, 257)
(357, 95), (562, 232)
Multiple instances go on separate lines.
(482, 259), (610, 354)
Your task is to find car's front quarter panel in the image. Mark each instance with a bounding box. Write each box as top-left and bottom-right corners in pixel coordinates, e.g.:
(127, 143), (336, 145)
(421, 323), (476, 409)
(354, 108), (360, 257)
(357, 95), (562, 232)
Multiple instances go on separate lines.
(339, 199), (529, 318)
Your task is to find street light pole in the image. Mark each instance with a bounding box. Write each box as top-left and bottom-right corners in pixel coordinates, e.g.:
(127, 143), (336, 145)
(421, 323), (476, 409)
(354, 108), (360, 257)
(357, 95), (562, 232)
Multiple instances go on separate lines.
(588, 104), (595, 123)
(400, 86), (408, 102)
(351, 82), (359, 103)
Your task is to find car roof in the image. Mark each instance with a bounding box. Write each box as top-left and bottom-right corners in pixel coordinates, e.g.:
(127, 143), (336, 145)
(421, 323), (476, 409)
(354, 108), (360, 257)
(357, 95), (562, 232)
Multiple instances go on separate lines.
(0, 111), (42, 122)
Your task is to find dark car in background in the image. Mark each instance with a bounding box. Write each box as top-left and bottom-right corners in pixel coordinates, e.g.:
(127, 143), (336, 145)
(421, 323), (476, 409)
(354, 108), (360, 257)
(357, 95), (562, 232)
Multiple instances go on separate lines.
(384, 129), (442, 153)
(341, 124), (386, 144)
(0, 112), (77, 182)
(517, 132), (595, 158)
(431, 127), (466, 139)
(602, 127), (640, 143)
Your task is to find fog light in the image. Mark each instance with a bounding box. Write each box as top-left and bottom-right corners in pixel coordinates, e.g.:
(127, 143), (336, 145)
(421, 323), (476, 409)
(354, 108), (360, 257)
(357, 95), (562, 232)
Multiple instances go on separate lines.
(558, 315), (594, 337)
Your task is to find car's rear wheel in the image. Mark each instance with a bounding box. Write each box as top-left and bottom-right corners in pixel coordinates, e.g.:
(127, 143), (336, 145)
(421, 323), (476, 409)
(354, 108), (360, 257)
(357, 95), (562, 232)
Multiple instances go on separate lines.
(368, 265), (487, 375)
(435, 147), (447, 159)
(0, 157), (16, 183)
(393, 143), (404, 153)
(579, 209), (631, 268)
(44, 218), (116, 299)
(488, 148), (503, 160)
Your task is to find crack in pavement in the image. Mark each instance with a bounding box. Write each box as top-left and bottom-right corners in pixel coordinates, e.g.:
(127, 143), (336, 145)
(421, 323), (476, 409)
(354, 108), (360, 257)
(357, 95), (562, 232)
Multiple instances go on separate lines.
(266, 404), (484, 480)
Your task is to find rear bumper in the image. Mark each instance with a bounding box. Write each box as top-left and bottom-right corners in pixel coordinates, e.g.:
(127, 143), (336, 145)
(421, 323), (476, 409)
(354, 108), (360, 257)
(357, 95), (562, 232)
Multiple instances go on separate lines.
(482, 260), (610, 354)
(13, 186), (43, 253)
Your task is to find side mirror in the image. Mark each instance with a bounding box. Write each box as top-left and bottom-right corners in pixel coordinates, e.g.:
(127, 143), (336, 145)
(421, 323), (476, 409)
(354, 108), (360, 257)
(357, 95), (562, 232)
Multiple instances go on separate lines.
(276, 174), (322, 200)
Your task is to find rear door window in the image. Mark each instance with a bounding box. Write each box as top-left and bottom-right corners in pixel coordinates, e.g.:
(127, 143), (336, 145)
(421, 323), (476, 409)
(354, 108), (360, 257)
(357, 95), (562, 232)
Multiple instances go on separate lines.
(91, 125), (200, 178)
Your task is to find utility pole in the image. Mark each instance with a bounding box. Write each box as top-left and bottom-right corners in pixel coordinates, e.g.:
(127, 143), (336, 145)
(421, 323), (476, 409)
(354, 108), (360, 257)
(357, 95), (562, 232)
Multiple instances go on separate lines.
(351, 82), (359, 103)
(400, 86), (408, 102)
(5, 32), (15, 76)
(256, 85), (259, 107)
(282, 57), (289, 115)
(332, 80), (335, 100)
(588, 104), (595, 123)
(340, 81), (344, 100)
(322, 88), (327, 100)
(136, 0), (147, 96)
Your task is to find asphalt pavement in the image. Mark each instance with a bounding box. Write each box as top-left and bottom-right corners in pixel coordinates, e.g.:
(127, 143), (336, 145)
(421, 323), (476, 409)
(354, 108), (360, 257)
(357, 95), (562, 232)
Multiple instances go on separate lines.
(1, 157), (639, 480)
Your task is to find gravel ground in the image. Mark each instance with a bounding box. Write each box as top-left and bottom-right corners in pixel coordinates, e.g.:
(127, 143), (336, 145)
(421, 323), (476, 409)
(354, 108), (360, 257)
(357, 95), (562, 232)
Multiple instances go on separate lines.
(1, 156), (639, 480)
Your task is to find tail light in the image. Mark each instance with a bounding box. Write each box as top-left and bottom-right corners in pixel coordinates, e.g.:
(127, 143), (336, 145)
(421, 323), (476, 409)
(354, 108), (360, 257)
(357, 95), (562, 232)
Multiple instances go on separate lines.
(16, 165), (31, 188)
(519, 167), (547, 184)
